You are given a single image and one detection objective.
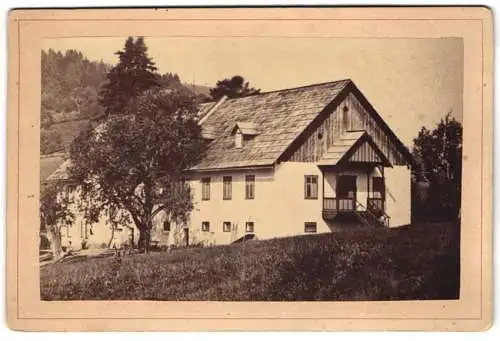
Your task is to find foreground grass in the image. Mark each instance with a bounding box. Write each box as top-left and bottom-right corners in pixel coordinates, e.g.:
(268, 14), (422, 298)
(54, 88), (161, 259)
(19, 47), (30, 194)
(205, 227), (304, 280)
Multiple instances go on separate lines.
(40, 222), (460, 301)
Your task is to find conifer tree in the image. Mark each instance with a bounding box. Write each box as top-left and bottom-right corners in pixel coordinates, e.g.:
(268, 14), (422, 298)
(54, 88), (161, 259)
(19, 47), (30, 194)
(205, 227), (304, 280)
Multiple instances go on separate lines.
(99, 37), (159, 116)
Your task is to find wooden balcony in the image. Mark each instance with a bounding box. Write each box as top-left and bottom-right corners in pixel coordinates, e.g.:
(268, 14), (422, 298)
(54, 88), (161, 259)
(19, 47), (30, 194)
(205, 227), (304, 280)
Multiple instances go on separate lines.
(323, 198), (355, 220)
(322, 197), (388, 225)
(323, 197), (356, 211)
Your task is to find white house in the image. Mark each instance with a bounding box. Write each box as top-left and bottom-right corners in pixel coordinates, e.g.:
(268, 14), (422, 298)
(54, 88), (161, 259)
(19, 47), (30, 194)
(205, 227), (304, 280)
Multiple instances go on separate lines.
(186, 79), (414, 246)
(43, 79), (414, 250)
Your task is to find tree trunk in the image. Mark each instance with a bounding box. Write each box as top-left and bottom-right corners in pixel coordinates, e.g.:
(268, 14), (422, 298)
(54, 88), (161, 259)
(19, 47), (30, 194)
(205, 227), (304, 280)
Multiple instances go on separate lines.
(138, 229), (145, 252)
(107, 223), (116, 248)
(137, 227), (152, 253)
(128, 226), (135, 249)
(46, 225), (63, 261)
(145, 228), (151, 253)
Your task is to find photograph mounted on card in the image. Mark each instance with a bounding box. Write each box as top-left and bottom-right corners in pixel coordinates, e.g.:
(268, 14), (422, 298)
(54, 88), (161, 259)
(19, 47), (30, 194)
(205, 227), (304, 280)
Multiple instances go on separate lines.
(6, 7), (492, 331)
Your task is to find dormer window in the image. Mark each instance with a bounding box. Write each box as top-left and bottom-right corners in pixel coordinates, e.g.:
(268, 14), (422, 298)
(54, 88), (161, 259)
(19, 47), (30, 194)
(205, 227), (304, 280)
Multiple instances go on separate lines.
(235, 130), (243, 148)
(231, 122), (259, 149)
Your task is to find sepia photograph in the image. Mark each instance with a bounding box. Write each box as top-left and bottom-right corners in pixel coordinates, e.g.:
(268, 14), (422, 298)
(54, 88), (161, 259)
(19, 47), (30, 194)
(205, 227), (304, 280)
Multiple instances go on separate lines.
(7, 7), (492, 331)
(39, 35), (463, 301)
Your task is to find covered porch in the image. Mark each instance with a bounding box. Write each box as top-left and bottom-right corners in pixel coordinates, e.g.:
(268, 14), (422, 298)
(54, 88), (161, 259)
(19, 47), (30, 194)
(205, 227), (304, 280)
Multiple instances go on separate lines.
(317, 130), (392, 226)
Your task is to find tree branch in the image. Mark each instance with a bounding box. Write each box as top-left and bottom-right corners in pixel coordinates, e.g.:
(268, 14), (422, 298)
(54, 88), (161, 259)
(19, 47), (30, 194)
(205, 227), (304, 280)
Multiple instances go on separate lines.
(151, 205), (166, 217)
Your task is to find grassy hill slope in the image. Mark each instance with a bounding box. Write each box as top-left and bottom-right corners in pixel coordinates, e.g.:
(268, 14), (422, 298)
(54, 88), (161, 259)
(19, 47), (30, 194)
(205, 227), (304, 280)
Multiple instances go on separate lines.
(40, 222), (460, 301)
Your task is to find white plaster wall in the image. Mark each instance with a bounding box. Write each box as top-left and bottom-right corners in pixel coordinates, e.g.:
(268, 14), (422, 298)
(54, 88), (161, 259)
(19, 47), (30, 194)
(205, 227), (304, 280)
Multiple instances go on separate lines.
(324, 173), (336, 197)
(384, 165), (412, 227)
(56, 163), (412, 250)
(188, 169), (276, 245)
(59, 189), (137, 250)
(270, 162), (327, 236)
(188, 163), (394, 245)
(189, 163), (337, 244)
(150, 209), (188, 247)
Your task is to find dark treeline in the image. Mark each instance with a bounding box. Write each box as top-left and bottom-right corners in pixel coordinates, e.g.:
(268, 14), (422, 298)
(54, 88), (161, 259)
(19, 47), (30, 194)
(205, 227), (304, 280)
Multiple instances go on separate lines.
(40, 49), (198, 155)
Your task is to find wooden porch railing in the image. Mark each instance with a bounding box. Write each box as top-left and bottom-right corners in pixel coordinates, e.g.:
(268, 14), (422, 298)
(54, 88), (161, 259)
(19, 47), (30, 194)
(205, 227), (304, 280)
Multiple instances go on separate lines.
(323, 198), (356, 211)
(367, 198), (384, 217)
(323, 197), (390, 227)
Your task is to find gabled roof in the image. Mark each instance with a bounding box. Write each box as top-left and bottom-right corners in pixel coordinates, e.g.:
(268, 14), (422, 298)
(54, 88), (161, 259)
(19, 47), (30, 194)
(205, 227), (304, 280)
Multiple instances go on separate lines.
(318, 131), (391, 167)
(191, 79), (414, 171)
(46, 159), (72, 182)
(190, 79), (351, 170)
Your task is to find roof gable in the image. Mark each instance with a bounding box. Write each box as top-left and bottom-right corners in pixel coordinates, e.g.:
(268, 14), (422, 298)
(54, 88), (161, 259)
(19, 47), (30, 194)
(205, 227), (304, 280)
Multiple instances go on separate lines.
(348, 140), (383, 163)
(231, 122), (260, 136)
(318, 131), (391, 167)
(278, 82), (414, 166)
(40, 153), (66, 184)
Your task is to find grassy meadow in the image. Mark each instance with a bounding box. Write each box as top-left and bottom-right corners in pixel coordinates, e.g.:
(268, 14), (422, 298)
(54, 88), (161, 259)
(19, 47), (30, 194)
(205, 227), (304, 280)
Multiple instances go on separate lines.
(40, 222), (460, 301)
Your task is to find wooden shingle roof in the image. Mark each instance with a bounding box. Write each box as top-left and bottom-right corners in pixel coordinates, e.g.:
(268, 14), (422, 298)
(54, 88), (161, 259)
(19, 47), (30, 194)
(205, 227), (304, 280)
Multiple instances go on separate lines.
(46, 159), (72, 182)
(191, 79), (351, 171)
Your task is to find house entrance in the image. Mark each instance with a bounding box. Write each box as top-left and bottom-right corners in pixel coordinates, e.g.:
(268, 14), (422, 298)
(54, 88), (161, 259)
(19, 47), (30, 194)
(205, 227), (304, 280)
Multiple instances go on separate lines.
(336, 175), (357, 210)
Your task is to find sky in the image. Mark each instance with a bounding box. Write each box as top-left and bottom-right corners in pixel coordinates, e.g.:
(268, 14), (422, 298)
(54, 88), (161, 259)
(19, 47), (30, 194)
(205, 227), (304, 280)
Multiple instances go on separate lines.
(43, 37), (463, 147)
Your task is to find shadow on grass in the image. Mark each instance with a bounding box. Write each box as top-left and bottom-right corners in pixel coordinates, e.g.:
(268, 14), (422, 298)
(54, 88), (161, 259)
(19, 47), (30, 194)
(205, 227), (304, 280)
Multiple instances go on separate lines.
(40, 221), (460, 301)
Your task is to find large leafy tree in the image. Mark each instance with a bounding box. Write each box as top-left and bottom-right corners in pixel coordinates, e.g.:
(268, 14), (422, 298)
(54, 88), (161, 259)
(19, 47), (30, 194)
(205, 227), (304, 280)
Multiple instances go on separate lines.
(69, 88), (205, 252)
(99, 37), (160, 116)
(209, 75), (260, 101)
(412, 113), (462, 222)
(40, 181), (75, 261)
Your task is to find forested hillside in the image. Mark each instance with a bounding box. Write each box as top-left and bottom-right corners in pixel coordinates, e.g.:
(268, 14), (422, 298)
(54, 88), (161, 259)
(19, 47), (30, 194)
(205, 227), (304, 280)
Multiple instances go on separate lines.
(40, 49), (208, 155)
(41, 49), (110, 126)
(41, 49), (110, 154)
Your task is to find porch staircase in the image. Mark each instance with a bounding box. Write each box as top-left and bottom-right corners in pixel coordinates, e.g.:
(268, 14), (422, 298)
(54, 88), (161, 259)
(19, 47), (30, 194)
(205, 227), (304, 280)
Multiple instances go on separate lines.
(354, 201), (390, 228)
(322, 200), (390, 228)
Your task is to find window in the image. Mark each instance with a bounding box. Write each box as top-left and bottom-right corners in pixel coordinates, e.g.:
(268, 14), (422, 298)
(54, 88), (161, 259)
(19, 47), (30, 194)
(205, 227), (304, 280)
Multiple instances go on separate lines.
(201, 177), (211, 200)
(304, 175), (318, 199)
(163, 221), (171, 232)
(201, 221), (210, 232)
(223, 221), (231, 232)
(223, 176), (232, 200)
(342, 106), (349, 130)
(245, 222), (254, 233)
(304, 222), (317, 233)
(317, 128), (324, 140)
(372, 177), (385, 199)
(245, 175), (255, 199)
(235, 131), (243, 148)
